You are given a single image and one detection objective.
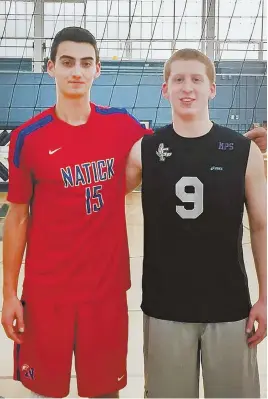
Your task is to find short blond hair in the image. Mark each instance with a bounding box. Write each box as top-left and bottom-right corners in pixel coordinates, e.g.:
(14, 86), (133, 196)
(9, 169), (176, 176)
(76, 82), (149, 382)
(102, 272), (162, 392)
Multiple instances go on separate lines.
(164, 48), (216, 84)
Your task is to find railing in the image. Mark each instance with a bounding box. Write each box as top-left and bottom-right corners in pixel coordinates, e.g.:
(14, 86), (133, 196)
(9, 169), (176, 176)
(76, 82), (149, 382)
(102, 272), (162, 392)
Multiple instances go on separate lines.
(0, 38), (267, 63)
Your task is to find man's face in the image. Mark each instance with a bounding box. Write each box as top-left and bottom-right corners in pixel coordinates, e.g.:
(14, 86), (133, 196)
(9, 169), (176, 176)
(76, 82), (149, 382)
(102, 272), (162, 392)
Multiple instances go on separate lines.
(47, 41), (100, 99)
(162, 59), (216, 120)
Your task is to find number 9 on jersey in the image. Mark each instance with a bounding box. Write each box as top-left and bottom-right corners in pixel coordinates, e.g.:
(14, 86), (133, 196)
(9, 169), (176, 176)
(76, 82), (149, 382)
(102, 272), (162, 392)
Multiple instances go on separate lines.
(175, 177), (204, 219)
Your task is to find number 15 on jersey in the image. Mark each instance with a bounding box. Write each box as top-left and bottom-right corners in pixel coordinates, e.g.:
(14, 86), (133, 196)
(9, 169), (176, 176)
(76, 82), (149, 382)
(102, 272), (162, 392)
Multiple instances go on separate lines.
(85, 185), (104, 214)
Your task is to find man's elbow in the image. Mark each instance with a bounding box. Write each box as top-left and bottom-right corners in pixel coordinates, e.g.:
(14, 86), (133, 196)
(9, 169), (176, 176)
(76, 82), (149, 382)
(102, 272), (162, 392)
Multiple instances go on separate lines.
(4, 203), (29, 227)
(250, 219), (267, 234)
(126, 180), (141, 195)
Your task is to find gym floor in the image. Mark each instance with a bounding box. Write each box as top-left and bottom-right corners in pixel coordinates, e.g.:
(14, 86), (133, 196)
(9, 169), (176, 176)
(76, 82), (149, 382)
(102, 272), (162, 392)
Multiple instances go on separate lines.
(0, 192), (267, 398)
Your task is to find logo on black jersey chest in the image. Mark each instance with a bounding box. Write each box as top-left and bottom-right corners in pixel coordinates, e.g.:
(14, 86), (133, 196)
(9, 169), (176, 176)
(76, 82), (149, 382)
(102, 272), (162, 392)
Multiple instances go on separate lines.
(156, 143), (172, 162)
(210, 166), (224, 171)
(218, 142), (234, 151)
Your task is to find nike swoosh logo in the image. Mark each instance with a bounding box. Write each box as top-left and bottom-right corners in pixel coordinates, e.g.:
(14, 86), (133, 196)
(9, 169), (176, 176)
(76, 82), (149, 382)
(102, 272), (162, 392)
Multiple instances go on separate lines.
(49, 148), (62, 155)
(118, 375), (125, 382)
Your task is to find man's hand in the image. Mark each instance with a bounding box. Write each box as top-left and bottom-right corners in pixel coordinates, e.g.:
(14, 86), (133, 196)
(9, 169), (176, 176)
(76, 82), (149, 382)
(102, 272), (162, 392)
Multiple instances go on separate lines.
(244, 127), (267, 153)
(246, 299), (267, 348)
(1, 296), (25, 344)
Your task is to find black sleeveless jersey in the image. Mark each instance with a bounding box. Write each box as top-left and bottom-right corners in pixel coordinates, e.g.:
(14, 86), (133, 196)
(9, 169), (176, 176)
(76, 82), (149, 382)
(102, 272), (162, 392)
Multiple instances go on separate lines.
(141, 123), (252, 323)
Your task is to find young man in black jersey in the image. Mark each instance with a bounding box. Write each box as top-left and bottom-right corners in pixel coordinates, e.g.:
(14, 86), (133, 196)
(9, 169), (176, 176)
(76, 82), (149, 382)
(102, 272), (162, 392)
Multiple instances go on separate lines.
(126, 49), (266, 398)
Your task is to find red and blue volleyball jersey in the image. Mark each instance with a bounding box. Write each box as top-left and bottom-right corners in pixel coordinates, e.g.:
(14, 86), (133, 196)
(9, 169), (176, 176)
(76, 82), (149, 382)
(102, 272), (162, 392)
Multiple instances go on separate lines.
(8, 103), (151, 302)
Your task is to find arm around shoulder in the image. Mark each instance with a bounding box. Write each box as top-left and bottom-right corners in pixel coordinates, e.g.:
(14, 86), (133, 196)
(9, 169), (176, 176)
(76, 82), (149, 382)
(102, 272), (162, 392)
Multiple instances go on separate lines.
(126, 138), (143, 194)
(244, 127), (267, 153)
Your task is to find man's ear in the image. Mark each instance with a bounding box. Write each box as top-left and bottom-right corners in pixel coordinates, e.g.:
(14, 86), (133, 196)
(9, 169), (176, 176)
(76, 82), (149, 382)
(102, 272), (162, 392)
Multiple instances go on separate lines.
(209, 83), (216, 100)
(94, 62), (101, 79)
(162, 82), (169, 100)
(47, 59), (55, 78)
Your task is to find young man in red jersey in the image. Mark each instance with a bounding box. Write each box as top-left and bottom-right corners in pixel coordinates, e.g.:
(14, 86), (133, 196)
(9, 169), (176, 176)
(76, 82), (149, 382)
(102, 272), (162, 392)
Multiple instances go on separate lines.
(1, 27), (152, 398)
(1, 28), (266, 399)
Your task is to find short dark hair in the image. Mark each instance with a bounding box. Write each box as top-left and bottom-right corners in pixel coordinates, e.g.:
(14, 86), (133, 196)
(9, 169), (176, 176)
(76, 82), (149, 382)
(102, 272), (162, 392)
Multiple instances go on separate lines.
(50, 26), (99, 63)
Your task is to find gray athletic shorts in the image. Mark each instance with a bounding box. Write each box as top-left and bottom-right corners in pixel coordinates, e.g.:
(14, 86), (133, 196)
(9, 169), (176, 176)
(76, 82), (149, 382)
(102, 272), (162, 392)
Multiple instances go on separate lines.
(143, 314), (260, 398)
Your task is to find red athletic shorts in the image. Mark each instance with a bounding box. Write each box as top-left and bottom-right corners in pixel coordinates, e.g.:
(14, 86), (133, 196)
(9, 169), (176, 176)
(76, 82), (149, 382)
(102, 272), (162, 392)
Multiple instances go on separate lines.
(13, 294), (128, 398)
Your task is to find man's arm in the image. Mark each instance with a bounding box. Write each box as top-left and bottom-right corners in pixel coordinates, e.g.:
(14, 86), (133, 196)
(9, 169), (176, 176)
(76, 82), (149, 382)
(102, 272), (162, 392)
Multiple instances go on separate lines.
(3, 203), (29, 299)
(1, 203), (29, 343)
(245, 141), (267, 347)
(1, 127), (33, 343)
(126, 138), (143, 194)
